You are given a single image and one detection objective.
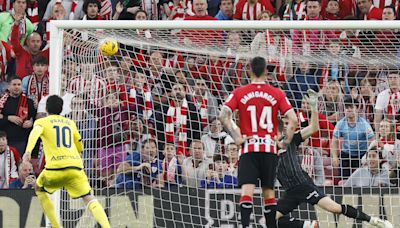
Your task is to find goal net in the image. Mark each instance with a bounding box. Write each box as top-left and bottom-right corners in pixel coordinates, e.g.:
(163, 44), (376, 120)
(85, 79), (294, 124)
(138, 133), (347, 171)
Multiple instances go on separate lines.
(48, 21), (400, 227)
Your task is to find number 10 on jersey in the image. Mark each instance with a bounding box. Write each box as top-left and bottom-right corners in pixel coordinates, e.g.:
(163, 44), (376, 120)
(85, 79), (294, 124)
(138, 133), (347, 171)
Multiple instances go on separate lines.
(247, 106), (273, 133)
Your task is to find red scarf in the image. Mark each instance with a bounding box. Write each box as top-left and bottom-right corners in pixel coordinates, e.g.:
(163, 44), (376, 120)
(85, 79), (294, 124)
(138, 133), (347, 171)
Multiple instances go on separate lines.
(0, 92), (28, 121)
(163, 157), (177, 183)
(242, 1), (265, 20)
(166, 99), (188, 156)
(69, 0), (78, 20)
(100, 0), (112, 20)
(27, 74), (49, 103)
(387, 90), (400, 119)
(129, 84), (152, 121)
(192, 94), (208, 128)
(27, 1), (39, 28)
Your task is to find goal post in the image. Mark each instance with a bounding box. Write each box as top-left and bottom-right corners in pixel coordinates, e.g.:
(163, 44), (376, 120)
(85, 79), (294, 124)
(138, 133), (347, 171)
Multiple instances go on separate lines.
(48, 20), (400, 227)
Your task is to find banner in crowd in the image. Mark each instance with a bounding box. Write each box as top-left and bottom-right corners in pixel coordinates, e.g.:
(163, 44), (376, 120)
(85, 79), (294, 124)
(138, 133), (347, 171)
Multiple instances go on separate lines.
(0, 188), (399, 227)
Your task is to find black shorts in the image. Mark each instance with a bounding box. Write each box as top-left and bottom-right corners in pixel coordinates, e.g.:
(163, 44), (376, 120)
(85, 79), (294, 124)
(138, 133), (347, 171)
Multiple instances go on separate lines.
(277, 183), (326, 215)
(238, 152), (278, 188)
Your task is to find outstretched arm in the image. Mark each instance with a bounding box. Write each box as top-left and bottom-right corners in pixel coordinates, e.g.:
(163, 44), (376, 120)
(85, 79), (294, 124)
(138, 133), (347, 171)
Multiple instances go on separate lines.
(219, 105), (245, 145)
(23, 125), (44, 162)
(300, 89), (320, 140)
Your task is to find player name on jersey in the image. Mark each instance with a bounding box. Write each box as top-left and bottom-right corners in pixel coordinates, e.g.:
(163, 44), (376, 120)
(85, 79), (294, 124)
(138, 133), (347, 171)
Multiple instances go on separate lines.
(240, 91), (278, 105)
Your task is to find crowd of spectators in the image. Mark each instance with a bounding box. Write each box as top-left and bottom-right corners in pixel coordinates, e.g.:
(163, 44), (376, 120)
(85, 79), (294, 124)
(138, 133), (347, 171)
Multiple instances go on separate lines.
(0, 0), (400, 191)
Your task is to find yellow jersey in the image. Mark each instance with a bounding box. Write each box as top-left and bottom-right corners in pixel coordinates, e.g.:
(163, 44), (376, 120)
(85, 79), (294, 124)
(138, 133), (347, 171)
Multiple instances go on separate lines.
(26, 115), (84, 169)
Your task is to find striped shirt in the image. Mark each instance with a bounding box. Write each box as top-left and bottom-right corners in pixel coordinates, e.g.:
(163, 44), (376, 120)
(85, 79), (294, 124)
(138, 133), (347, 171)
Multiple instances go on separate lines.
(277, 132), (315, 190)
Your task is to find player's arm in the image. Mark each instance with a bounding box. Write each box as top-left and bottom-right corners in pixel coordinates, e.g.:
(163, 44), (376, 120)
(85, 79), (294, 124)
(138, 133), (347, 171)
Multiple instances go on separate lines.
(300, 90), (319, 140)
(219, 105), (243, 145)
(283, 109), (298, 145)
(23, 124), (44, 162)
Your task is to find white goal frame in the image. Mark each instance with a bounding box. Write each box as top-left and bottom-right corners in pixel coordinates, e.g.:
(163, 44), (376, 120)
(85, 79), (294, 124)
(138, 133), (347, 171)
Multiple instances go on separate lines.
(47, 20), (400, 227)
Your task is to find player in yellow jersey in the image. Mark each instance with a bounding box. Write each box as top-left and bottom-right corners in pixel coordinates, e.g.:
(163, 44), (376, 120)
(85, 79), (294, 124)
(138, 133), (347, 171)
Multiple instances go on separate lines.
(23, 95), (110, 228)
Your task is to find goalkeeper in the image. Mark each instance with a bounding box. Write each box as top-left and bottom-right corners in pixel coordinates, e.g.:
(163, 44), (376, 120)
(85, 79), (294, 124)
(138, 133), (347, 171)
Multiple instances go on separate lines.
(276, 89), (392, 228)
(23, 95), (110, 228)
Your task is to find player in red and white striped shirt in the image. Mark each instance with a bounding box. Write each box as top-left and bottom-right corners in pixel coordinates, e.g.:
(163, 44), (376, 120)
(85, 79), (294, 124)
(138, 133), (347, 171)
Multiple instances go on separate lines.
(219, 57), (298, 228)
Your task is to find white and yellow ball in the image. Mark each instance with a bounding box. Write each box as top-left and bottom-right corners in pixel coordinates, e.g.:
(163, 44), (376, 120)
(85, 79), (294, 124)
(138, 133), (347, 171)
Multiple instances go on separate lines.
(100, 38), (119, 56)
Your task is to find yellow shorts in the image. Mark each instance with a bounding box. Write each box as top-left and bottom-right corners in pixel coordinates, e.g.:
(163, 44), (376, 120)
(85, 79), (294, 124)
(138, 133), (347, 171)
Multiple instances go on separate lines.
(36, 168), (92, 199)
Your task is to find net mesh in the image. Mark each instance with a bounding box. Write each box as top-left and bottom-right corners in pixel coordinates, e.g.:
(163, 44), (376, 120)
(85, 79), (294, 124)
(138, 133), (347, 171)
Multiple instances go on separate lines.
(55, 26), (400, 227)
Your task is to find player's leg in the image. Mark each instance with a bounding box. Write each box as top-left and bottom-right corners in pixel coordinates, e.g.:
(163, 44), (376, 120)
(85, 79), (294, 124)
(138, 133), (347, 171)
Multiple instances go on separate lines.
(82, 194), (111, 228)
(317, 196), (393, 228)
(237, 153), (259, 228)
(260, 153), (279, 228)
(67, 169), (110, 228)
(35, 171), (61, 228)
(275, 190), (305, 228)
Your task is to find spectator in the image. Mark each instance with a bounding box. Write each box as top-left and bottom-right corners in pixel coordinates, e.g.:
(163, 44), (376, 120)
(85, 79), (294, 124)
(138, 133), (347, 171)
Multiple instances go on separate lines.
(353, 78), (375, 123)
(9, 161), (36, 189)
(222, 57), (250, 96)
(42, 2), (66, 43)
(321, 39), (350, 94)
(82, 0), (102, 20)
(318, 80), (345, 124)
(226, 31), (242, 56)
(22, 55), (49, 109)
(344, 146), (390, 187)
(285, 60), (319, 109)
(105, 61), (128, 106)
(382, 5), (396, 20)
(155, 83), (201, 156)
(279, 0), (306, 20)
(0, 41), (14, 83)
(185, 0), (216, 19)
(225, 142), (239, 177)
(128, 69), (153, 121)
(10, 18), (49, 78)
(0, 76), (36, 155)
(115, 138), (163, 188)
(331, 96), (375, 179)
(201, 117), (233, 158)
(126, 116), (152, 152)
(0, 0), (34, 44)
(200, 154), (237, 188)
(323, 0), (341, 19)
(161, 143), (187, 187)
(95, 93), (129, 181)
(233, 0), (275, 20)
(357, 0), (382, 20)
(374, 71), (400, 132)
(292, 0), (336, 55)
(215, 0), (233, 20)
(43, 0), (84, 20)
(193, 78), (219, 127)
(361, 121), (400, 171)
(68, 61), (107, 106)
(183, 139), (212, 187)
(0, 131), (19, 189)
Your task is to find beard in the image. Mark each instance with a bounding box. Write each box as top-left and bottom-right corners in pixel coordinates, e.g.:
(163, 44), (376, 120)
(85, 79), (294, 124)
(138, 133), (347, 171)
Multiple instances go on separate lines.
(175, 93), (185, 101)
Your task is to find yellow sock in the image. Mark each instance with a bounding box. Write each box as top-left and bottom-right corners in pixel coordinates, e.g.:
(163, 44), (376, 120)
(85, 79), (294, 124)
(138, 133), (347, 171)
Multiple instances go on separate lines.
(88, 200), (110, 228)
(36, 191), (60, 228)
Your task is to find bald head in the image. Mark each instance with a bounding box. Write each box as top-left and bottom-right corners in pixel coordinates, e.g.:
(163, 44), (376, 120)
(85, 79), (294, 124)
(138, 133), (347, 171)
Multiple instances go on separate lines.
(27, 32), (43, 55)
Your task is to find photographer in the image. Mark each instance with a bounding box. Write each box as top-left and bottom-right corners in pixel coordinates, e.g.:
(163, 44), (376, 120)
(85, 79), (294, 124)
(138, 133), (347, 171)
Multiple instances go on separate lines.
(9, 162), (36, 189)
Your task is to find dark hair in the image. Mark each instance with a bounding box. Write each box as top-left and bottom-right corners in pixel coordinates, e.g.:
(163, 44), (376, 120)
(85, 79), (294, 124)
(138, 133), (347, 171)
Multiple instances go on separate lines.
(83, 0), (101, 15)
(8, 75), (21, 83)
(134, 10), (148, 19)
(383, 5), (396, 14)
(46, 95), (63, 115)
(0, 131), (7, 138)
(250, 56), (266, 78)
(142, 138), (157, 148)
(213, 154), (229, 163)
(32, 55), (48, 66)
(306, 0), (321, 4)
(343, 95), (359, 107)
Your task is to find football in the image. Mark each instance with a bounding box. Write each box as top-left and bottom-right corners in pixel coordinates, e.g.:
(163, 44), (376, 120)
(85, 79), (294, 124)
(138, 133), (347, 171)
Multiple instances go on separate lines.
(99, 38), (119, 56)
